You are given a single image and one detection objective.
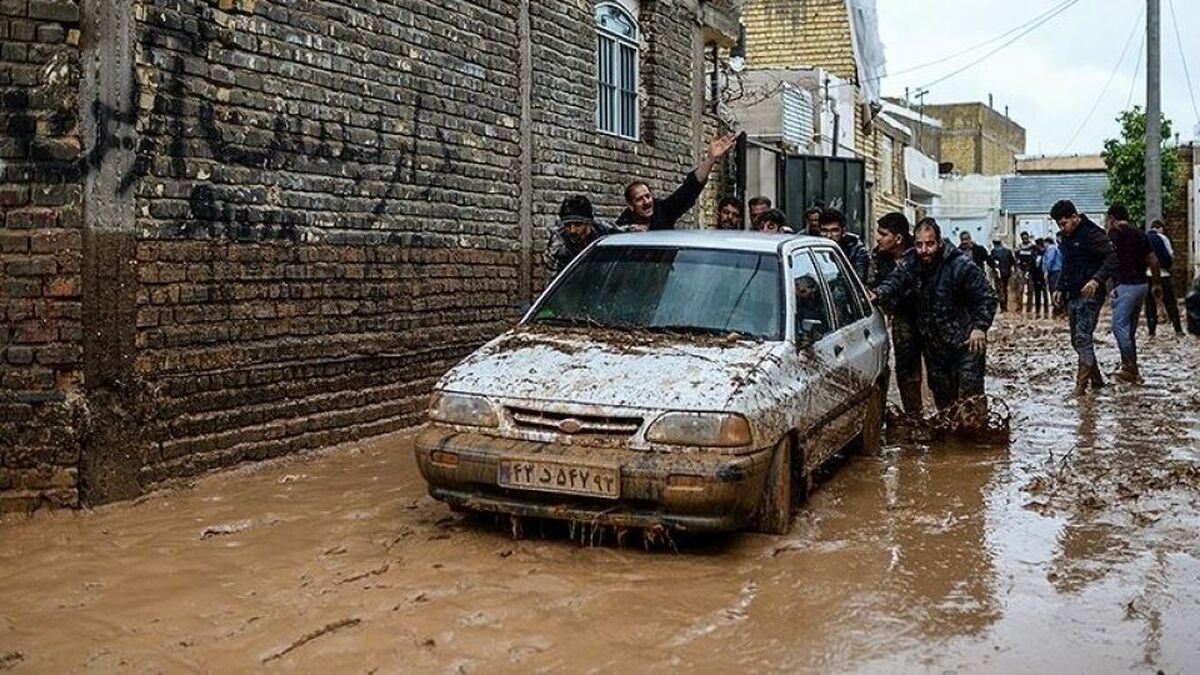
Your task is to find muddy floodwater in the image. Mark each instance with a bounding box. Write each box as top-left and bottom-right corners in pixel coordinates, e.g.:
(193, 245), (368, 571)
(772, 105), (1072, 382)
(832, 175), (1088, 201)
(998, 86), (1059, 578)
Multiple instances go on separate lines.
(2, 315), (1199, 672)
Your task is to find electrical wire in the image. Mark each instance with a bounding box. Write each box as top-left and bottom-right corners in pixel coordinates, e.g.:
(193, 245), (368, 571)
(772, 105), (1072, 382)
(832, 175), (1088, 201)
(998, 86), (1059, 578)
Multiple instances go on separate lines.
(1059, 4), (1145, 154)
(868, 0), (1080, 85)
(1126, 26), (1146, 110)
(1166, 0), (1200, 126)
(913, 0), (1082, 92)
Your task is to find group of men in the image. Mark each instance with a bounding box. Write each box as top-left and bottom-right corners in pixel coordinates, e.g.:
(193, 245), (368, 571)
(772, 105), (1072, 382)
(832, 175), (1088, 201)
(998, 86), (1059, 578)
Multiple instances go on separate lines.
(961, 231), (1061, 314)
(546, 131), (871, 283)
(544, 132), (1192, 417)
(1048, 200), (1188, 392)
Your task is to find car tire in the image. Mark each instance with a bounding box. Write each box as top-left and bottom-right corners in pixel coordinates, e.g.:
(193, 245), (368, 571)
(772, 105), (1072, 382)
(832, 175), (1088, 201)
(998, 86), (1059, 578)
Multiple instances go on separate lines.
(753, 435), (794, 535)
(859, 379), (886, 456)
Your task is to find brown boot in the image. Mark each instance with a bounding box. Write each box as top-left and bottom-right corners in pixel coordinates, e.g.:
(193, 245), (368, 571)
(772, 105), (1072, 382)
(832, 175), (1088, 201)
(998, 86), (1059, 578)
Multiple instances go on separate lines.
(1115, 359), (1141, 384)
(1074, 364), (1090, 395)
(1089, 363), (1105, 388)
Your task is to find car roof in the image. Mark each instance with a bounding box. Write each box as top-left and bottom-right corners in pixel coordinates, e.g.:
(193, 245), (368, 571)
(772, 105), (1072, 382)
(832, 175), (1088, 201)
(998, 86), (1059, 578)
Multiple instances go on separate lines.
(595, 229), (833, 254)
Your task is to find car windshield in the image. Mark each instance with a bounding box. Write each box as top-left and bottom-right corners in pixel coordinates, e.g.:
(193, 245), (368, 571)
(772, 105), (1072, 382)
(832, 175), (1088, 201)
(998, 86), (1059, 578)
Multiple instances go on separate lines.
(529, 245), (783, 340)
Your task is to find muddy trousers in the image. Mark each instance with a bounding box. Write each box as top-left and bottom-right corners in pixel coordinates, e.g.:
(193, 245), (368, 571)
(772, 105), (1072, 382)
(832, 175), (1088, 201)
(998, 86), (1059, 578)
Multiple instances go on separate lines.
(888, 313), (924, 415)
(1144, 279), (1183, 335)
(925, 348), (985, 411)
(996, 275), (1011, 312)
(1111, 283), (1148, 363)
(1067, 297), (1103, 367)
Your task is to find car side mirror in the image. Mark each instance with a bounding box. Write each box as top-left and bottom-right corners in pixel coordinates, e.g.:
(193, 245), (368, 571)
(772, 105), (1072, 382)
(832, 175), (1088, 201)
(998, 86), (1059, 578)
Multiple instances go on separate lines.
(796, 319), (824, 349)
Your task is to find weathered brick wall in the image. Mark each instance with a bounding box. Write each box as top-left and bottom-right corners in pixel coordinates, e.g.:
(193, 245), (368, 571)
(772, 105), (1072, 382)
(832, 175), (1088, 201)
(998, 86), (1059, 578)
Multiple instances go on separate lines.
(528, 0), (703, 279)
(743, 0), (856, 81)
(1163, 143), (1193, 296)
(922, 103), (1026, 176)
(0, 0), (85, 512)
(116, 0), (527, 489)
(1, 0), (717, 511)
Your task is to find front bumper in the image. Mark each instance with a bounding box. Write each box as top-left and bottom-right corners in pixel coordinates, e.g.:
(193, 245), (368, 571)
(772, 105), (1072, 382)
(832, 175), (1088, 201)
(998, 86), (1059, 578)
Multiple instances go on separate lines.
(413, 425), (773, 533)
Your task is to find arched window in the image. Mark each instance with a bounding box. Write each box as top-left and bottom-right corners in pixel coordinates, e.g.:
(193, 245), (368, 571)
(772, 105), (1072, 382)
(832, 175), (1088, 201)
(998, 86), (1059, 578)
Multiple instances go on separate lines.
(595, 2), (638, 139)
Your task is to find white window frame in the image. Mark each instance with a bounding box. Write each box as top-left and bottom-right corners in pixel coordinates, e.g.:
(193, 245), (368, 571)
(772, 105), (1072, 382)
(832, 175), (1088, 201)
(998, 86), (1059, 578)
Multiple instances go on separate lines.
(595, 1), (639, 140)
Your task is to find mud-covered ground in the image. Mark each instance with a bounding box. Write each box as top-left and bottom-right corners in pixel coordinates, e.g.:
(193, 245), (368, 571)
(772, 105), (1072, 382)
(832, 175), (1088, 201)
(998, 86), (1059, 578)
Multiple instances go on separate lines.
(2, 314), (1198, 672)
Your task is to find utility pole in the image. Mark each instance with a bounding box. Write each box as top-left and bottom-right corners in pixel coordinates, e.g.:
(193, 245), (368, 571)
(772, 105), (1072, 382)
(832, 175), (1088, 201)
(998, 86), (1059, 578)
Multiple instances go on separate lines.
(1146, 0), (1162, 223)
(825, 76), (840, 158)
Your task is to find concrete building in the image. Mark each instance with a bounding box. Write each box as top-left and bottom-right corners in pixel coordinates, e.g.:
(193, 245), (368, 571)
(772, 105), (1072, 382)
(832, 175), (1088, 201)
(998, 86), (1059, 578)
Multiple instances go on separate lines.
(0, 0), (739, 511)
(923, 175), (1003, 245)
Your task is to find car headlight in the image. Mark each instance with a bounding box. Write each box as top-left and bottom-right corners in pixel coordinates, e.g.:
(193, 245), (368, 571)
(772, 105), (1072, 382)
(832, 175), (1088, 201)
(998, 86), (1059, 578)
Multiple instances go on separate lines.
(646, 412), (752, 447)
(428, 392), (499, 427)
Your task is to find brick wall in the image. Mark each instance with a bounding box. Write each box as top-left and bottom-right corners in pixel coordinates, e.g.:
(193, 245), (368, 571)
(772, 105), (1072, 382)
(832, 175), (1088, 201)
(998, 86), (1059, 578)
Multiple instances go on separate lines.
(2, 0), (720, 511)
(1163, 143), (1194, 296)
(0, 0), (85, 512)
(922, 102), (1026, 176)
(743, 0), (857, 81)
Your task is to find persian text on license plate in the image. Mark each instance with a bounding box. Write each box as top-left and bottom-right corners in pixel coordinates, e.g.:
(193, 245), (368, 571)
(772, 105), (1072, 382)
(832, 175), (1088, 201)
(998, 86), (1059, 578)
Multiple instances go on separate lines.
(498, 460), (620, 499)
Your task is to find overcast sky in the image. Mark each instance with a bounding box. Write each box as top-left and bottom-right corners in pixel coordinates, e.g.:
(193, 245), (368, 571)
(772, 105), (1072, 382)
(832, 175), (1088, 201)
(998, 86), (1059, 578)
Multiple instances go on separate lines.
(875, 0), (1200, 156)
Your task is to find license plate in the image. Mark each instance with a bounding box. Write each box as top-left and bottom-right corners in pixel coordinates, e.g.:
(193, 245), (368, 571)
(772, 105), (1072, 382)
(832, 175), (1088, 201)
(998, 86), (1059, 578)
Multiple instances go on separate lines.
(498, 459), (620, 499)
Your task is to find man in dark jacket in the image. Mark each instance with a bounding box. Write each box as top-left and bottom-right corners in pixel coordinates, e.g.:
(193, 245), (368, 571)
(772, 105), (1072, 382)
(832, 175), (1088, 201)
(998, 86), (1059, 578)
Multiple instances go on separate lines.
(957, 231), (993, 271)
(989, 239), (1015, 312)
(545, 195), (620, 274)
(868, 212), (923, 415)
(617, 132), (737, 230)
(873, 219), (998, 412)
(1104, 204), (1159, 383)
(1049, 199), (1118, 395)
(1144, 219), (1184, 336)
(818, 208), (870, 281)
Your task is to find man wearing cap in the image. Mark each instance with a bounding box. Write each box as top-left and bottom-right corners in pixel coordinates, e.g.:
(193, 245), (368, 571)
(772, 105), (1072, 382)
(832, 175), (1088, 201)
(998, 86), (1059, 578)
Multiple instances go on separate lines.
(545, 195), (619, 274)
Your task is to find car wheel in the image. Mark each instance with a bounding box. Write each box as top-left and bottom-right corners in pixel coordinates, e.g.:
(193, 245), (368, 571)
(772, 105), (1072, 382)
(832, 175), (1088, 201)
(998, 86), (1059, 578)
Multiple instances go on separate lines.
(859, 379), (885, 456)
(753, 435), (794, 535)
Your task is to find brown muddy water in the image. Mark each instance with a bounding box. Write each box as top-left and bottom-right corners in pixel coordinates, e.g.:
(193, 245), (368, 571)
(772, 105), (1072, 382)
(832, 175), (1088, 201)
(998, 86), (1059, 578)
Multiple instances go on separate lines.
(2, 315), (1199, 672)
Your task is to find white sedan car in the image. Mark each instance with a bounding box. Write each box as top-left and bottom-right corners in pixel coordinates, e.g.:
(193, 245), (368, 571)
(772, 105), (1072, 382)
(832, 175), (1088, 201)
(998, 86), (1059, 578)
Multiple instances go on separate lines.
(415, 231), (889, 535)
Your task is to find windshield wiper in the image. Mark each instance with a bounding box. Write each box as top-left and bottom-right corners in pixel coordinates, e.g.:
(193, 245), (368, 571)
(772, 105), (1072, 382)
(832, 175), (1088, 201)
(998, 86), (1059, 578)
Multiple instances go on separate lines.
(533, 316), (608, 329)
(645, 324), (745, 339)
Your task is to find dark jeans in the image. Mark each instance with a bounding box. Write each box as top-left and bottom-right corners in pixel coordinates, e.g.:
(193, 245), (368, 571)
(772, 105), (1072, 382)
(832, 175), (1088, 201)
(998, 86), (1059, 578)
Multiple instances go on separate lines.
(889, 312), (923, 415)
(1030, 276), (1047, 312)
(997, 275), (1011, 312)
(1067, 296), (1103, 367)
(926, 347), (985, 411)
(1145, 278), (1183, 335)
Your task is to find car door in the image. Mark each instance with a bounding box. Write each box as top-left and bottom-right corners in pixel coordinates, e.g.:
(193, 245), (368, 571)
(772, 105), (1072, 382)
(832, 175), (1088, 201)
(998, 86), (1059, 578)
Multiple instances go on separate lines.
(782, 249), (861, 469)
(810, 247), (880, 443)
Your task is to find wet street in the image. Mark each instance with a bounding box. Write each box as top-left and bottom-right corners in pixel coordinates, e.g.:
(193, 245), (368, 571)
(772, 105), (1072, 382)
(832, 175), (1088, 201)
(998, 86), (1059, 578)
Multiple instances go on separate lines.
(2, 314), (1198, 673)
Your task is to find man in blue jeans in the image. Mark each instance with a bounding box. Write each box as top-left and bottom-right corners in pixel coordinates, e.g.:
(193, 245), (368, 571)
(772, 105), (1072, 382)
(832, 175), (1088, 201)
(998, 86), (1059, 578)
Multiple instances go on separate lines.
(1104, 204), (1161, 383)
(1041, 233), (1063, 310)
(1050, 200), (1118, 395)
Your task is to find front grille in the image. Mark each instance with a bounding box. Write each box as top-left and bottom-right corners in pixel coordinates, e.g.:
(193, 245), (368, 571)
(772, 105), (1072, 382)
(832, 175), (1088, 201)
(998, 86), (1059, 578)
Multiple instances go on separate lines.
(506, 406), (643, 438)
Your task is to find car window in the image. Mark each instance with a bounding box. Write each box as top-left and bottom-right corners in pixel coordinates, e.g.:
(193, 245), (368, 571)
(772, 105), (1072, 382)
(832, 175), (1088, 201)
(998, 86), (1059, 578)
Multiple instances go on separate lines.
(790, 251), (832, 342)
(531, 246), (783, 340)
(812, 249), (865, 328)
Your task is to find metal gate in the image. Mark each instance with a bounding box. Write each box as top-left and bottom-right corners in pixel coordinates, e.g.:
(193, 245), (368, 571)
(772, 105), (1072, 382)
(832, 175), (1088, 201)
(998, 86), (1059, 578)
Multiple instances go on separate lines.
(778, 155), (867, 236)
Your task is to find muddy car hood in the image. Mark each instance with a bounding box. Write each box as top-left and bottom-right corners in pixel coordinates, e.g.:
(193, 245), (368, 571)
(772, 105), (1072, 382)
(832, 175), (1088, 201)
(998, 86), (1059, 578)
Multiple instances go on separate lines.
(439, 327), (782, 411)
